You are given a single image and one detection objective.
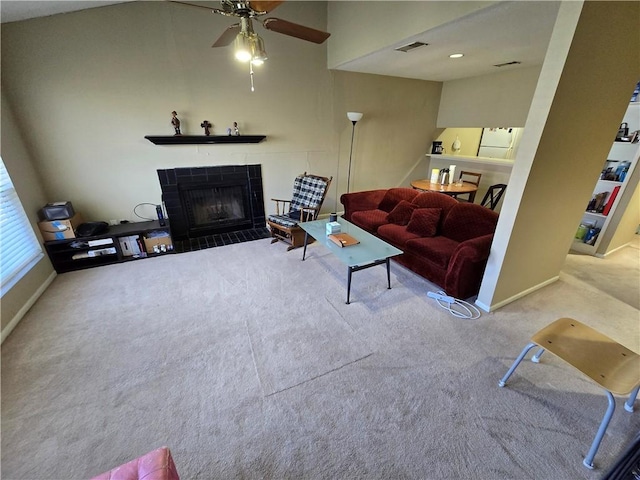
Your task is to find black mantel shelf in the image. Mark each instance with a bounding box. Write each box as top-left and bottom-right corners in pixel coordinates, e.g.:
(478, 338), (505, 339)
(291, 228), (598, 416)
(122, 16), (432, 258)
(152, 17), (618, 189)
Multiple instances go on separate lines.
(145, 135), (266, 145)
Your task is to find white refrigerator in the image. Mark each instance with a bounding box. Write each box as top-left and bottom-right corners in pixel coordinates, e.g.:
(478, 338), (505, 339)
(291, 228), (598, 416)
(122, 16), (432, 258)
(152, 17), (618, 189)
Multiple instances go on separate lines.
(478, 127), (519, 159)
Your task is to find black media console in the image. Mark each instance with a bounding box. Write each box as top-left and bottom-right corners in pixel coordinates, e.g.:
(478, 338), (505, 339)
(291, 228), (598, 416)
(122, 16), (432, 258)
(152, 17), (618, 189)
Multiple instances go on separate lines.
(44, 220), (172, 273)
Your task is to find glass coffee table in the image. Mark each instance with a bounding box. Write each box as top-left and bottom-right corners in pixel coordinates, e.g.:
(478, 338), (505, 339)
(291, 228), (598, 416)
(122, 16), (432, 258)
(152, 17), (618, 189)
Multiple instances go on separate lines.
(300, 217), (403, 304)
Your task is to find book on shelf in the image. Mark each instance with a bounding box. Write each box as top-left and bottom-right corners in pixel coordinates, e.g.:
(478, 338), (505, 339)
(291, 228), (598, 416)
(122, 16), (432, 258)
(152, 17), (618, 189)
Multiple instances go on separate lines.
(328, 233), (359, 247)
(602, 185), (621, 216)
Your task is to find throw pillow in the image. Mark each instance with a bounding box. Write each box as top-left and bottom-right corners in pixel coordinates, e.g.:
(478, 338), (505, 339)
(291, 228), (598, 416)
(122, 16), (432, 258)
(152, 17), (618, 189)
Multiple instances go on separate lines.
(406, 208), (442, 237)
(386, 200), (417, 225)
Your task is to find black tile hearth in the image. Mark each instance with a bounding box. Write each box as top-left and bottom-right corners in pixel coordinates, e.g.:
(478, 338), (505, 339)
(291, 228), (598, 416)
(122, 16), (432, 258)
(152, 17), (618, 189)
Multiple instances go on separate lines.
(172, 227), (271, 253)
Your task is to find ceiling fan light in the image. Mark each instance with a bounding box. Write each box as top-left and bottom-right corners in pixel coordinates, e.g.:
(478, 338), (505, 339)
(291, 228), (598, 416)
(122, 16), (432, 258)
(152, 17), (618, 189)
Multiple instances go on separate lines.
(233, 33), (252, 62)
(251, 35), (268, 64)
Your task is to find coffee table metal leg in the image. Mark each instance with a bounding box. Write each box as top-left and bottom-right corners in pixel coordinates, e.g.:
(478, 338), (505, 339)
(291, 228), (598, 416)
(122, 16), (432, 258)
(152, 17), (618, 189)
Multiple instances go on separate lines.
(346, 266), (353, 304)
(302, 232), (309, 261)
(386, 258), (391, 289)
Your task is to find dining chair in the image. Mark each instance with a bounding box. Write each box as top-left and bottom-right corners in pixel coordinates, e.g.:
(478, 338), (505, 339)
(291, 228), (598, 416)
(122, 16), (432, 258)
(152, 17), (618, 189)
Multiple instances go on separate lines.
(456, 171), (482, 203)
(480, 183), (507, 210)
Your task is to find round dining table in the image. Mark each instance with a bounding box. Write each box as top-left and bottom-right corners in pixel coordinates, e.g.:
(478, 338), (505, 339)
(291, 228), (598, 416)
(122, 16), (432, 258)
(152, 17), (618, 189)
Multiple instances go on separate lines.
(410, 179), (479, 198)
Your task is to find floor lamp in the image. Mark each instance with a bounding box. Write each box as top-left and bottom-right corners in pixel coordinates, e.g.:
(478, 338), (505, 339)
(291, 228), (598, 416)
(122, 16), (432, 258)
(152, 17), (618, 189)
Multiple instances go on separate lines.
(346, 112), (363, 193)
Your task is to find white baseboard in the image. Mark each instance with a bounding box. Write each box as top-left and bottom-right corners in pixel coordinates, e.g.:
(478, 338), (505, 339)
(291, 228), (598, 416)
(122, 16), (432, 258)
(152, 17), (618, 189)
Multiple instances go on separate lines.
(475, 275), (560, 312)
(1, 271), (57, 344)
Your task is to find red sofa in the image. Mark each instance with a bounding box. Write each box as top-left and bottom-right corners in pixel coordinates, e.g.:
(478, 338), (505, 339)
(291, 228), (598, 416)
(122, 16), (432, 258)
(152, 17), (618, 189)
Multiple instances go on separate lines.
(341, 187), (499, 299)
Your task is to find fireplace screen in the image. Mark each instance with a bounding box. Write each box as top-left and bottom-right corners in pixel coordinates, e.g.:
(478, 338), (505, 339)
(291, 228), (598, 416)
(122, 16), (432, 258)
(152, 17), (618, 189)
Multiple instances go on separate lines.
(183, 185), (249, 230)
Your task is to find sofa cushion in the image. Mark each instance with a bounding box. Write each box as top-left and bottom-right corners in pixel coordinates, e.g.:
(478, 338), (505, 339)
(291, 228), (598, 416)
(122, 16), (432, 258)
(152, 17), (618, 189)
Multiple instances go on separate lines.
(378, 188), (420, 213)
(377, 223), (421, 247)
(405, 236), (460, 269)
(386, 200), (417, 225)
(406, 208), (441, 237)
(351, 209), (389, 233)
(441, 203), (499, 243)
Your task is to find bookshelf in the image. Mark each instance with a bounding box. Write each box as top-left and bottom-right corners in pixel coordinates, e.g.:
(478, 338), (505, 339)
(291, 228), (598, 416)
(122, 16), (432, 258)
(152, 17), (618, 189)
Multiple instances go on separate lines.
(572, 102), (640, 255)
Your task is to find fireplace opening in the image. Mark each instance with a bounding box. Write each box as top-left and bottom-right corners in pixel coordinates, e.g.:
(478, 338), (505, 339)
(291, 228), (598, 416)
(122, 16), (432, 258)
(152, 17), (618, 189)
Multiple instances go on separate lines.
(182, 184), (252, 235)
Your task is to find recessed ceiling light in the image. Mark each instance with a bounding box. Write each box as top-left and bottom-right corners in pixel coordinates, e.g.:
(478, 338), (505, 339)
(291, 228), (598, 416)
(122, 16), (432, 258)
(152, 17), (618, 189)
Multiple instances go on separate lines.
(449, 53), (464, 59)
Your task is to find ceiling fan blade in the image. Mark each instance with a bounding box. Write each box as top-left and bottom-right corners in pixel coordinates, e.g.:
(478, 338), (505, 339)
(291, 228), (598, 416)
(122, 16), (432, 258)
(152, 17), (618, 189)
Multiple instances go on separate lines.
(212, 23), (241, 47)
(248, 1), (283, 14)
(262, 18), (330, 44)
(170, 1), (218, 12)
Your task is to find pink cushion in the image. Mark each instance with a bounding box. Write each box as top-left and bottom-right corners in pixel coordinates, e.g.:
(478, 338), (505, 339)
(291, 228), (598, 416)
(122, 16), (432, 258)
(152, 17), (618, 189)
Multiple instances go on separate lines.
(406, 208), (441, 237)
(90, 447), (180, 480)
(386, 200), (417, 225)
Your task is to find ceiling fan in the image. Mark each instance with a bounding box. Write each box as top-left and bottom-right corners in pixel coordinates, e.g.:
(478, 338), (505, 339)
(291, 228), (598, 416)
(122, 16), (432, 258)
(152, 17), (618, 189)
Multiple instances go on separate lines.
(172, 1), (330, 90)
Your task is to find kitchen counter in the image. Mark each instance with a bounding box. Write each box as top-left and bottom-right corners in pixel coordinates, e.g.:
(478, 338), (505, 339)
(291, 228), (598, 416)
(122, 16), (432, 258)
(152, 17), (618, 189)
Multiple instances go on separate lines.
(425, 153), (514, 167)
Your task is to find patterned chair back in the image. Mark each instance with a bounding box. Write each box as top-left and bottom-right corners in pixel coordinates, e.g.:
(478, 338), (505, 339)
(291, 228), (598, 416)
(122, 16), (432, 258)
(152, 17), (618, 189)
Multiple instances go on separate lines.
(289, 174), (330, 217)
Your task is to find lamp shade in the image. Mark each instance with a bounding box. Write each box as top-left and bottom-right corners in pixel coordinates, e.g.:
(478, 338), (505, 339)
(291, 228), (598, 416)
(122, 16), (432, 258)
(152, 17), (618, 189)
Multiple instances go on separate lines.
(347, 112), (363, 123)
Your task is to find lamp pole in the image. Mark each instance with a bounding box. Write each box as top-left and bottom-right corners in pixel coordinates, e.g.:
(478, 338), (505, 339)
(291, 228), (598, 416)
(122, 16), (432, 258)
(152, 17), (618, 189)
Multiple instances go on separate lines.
(346, 112), (363, 194)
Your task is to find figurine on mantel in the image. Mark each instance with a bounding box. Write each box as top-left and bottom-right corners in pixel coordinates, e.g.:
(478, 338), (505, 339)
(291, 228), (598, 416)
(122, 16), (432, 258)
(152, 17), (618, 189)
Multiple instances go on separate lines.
(227, 122), (240, 136)
(171, 111), (181, 136)
(200, 120), (212, 136)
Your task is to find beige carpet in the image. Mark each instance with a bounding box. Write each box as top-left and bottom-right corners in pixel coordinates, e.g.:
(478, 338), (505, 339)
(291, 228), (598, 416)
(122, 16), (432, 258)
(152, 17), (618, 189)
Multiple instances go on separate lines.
(2, 237), (639, 479)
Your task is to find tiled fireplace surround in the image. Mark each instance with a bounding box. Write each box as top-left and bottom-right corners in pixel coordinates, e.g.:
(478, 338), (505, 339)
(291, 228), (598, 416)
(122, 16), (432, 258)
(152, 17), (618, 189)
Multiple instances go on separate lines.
(157, 164), (270, 252)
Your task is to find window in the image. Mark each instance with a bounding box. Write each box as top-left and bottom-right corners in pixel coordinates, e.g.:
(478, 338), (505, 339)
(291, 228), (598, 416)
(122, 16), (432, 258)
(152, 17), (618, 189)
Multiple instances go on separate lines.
(0, 157), (43, 296)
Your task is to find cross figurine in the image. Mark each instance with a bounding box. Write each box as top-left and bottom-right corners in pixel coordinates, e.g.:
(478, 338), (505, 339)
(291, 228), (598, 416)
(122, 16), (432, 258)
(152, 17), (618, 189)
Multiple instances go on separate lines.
(200, 120), (212, 136)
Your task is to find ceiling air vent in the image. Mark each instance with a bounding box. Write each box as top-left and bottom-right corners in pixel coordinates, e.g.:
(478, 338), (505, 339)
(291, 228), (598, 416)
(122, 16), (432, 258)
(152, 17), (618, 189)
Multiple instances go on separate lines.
(395, 41), (428, 53)
(494, 61), (522, 67)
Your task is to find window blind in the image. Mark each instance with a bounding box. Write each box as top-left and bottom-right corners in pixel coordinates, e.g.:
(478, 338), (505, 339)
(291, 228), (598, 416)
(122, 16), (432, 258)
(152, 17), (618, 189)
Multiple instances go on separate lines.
(0, 157), (43, 296)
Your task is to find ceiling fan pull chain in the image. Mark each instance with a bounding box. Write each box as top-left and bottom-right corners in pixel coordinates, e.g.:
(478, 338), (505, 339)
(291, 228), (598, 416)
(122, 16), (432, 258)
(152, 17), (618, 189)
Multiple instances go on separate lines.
(249, 62), (255, 92)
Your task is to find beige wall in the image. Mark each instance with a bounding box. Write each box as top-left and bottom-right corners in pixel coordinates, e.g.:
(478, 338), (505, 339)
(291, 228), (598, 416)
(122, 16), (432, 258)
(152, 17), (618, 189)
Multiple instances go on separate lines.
(437, 66), (542, 127)
(1, 92), (56, 334)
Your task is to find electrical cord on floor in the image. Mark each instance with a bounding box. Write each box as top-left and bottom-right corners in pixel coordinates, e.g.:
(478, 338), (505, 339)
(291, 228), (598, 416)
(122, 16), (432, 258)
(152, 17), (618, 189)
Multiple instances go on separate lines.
(426, 290), (481, 320)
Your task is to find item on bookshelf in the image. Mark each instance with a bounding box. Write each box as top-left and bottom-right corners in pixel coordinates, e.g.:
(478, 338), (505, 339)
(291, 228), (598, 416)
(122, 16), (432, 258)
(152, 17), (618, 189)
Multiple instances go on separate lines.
(575, 224), (589, 241)
(200, 120), (212, 136)
(615, 161), (631, 182)
(584, 226), (600, 245)
(171, 111), (181, 136)
(328, 233), (359, 247)
(616, 122), (629, 141)
(586, 191), (609, 213)
(602, 185), (621, 216)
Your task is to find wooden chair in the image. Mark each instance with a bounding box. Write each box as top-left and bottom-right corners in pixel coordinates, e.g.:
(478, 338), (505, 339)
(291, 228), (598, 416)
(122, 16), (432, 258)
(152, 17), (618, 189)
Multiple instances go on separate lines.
(267, 173), (332, 251)
(455, 171), (482, 203)
(480, 183), (507, 210)
(498, 318), (640, 470)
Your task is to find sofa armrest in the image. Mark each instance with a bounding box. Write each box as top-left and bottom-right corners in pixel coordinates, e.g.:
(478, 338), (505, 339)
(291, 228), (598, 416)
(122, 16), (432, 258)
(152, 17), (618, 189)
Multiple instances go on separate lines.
(451, 234), (494, 264)
(445, 234), (494, 299)
(340, 189), (387, 221)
